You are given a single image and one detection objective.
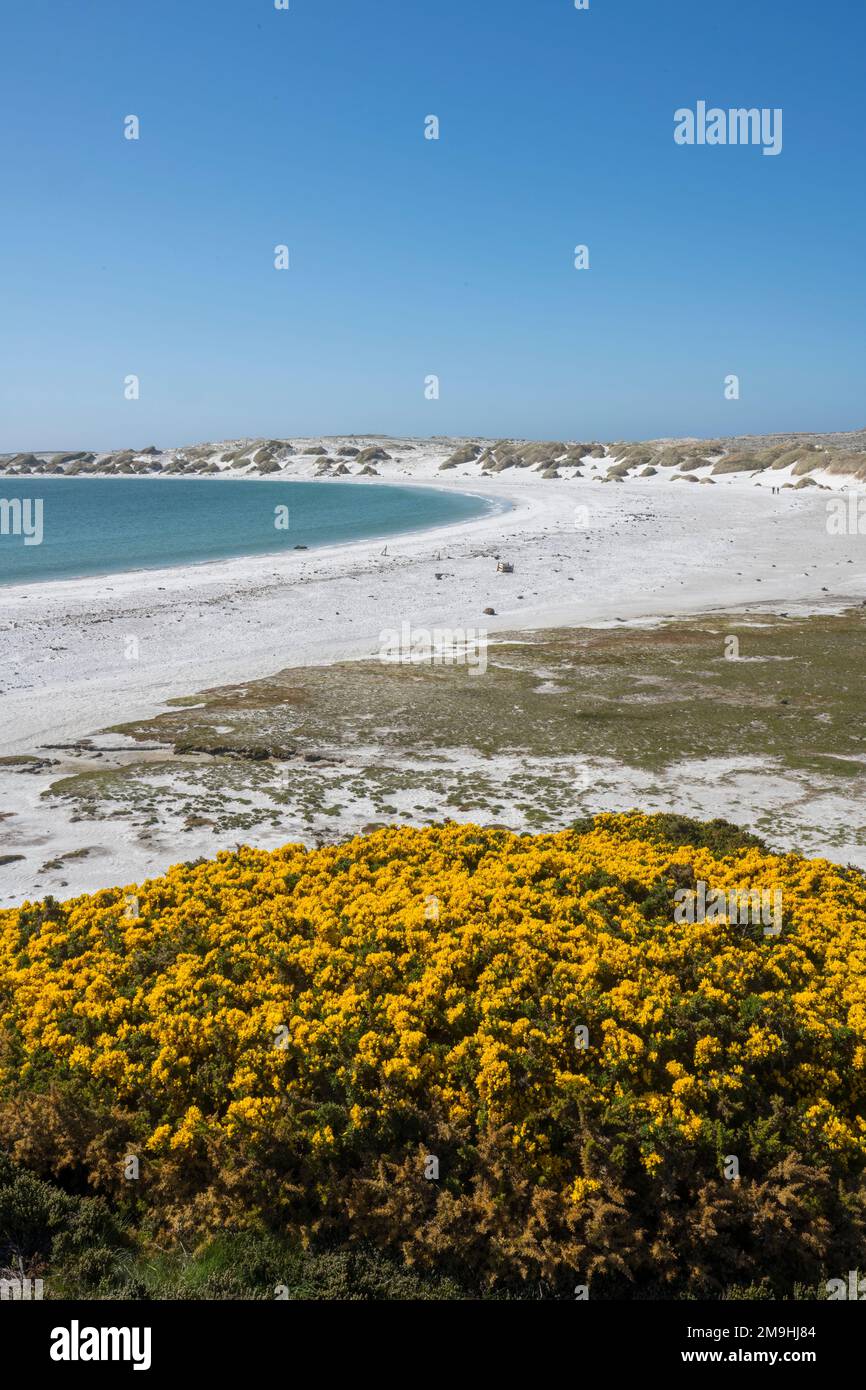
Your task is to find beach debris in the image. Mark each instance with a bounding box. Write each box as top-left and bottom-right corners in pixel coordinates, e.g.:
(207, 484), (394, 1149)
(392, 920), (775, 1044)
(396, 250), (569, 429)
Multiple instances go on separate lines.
(483, 607), (496, 615)
(496, 561), (513, 573)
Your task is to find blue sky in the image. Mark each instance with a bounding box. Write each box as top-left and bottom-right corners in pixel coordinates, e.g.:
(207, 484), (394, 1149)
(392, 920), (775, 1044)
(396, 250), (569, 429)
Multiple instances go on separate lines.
(1, 0), (864, 448)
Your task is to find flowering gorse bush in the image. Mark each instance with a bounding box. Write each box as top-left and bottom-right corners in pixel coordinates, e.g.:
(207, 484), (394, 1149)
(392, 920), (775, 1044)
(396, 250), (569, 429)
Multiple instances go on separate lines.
(1, 813), (864, 1295)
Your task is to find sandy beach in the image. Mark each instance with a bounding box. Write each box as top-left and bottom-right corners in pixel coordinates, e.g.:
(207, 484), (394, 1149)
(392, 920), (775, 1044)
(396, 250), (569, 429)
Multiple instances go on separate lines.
(2, 439), (866, 903)
(3, 441), (865, 757)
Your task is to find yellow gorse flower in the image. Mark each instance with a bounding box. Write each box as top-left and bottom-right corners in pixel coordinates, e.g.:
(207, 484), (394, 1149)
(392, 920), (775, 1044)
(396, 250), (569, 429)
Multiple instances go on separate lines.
(0, 812), (864, 1203)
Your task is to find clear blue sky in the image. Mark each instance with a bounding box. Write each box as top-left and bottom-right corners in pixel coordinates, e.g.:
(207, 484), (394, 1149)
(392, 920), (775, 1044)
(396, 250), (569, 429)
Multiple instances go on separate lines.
(2, 0), (864, 449)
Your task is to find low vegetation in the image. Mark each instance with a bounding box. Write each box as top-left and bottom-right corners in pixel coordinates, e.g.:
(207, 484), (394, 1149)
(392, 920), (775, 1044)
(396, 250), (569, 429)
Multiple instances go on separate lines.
(1, 813), (864, 1299)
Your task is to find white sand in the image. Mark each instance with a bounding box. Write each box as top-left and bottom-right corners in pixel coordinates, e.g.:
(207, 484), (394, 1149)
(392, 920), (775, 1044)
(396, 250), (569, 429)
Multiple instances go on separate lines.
(2, 439), (866, 901)
(2, 440), (865, 758)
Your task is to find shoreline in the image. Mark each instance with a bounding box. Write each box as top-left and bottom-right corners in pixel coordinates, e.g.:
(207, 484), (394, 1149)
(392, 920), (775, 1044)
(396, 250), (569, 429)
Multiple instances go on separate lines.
(0, 473), (537, 755)
(3, 463), (866, 757)
(0, 476), (511, 593)
(3, 444), (866, 905)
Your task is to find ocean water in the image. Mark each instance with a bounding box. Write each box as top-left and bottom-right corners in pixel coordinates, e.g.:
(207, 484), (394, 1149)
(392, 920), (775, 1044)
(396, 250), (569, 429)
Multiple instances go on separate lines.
(0, 477), (498, 586)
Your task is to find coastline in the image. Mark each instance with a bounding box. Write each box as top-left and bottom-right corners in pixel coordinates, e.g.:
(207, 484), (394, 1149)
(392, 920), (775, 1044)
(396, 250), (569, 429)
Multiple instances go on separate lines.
(3, 449), (866, 905)
(0, 474), (508, 590)
(0, 474), (526, 755)
(3, 462), (865, 757)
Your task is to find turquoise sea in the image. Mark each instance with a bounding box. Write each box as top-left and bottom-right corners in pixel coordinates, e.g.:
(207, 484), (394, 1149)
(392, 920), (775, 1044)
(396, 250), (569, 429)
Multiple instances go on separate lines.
(0, 477), (499, 585)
